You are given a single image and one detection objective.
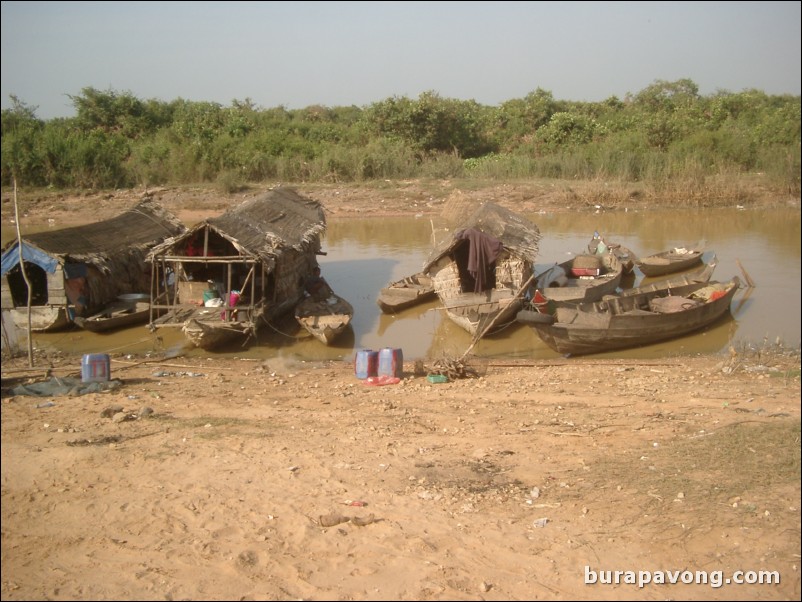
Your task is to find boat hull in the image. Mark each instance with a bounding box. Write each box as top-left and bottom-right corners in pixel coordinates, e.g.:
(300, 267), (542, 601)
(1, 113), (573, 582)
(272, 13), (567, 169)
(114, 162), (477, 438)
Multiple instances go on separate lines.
(377, 272), (436, 313)
(182, 317), (256, 350)
(295, 294), (354, 345)
(521, 278), (740, 356)
(74, 301), (150, 333)
(636, 249), (704, 278)
(442, 289), (522, 337)
(7, 307), (73, 332)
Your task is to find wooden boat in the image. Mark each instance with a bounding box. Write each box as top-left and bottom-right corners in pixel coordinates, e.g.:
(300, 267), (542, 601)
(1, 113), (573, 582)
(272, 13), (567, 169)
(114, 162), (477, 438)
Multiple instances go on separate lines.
(73, 295), (151, 333)
(517, 277), (740, 356)
(523, 255), (718, 321)
(6, 307), (73, 332)
(588, 232), (638, 274)
(619, 254), (718, 297)
(422, 202), (541, 339)
(295, 293), (354, 345)
(636, 247), (704, 277)
(181, 312), (257, 350)
(377, 272), (436, 313)
(533, 252), (624, 307)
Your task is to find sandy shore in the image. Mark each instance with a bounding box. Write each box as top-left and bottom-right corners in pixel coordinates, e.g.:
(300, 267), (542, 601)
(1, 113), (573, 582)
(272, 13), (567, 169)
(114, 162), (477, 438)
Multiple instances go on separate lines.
(1, 348), (800, 600)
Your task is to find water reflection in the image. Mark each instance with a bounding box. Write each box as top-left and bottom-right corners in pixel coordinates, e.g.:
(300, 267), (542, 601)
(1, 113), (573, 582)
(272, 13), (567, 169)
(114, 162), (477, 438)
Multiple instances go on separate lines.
(8, 207), (800, 361)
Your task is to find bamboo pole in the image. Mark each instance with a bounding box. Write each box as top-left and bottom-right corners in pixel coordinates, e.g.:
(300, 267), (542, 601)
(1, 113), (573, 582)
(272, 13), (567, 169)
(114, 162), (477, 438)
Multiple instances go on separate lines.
(460, 271), (537, 361)
(12, 178), (34, 367)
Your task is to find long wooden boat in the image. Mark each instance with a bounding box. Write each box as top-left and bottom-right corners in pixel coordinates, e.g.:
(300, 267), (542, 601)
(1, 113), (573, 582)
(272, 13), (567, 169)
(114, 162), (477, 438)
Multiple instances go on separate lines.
(534, 252), (624, 307)
(295, 293), (354, 345)
(636, 247), (704, 277)
(74, 299), (150, 333)
(517, 277), (740, 356)
(377, 272), (436, 313)
(619, 254), (718, 297)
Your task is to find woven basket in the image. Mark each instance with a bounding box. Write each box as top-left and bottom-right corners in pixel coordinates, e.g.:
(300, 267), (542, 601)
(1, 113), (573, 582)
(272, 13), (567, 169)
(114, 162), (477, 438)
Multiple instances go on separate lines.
(572, 254), (601, 270)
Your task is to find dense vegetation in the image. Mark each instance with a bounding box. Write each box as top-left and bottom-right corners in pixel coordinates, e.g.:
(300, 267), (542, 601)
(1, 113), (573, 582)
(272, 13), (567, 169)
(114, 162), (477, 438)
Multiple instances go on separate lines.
(2, 79), (799, 201)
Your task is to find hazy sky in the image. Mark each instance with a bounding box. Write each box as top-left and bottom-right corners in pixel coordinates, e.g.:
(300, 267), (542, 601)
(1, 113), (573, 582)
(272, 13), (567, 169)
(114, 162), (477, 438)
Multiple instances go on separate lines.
(2, 1), (800, 119)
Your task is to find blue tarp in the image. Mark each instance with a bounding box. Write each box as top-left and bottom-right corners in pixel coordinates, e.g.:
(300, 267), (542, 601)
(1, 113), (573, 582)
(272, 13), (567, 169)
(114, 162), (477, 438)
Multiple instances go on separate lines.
(0, 242), (60, 276)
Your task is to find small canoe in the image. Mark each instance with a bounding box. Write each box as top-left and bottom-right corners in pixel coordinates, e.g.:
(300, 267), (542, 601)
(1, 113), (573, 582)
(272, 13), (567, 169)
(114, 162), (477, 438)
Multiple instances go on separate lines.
(74, 300), (150, 333)
(295, 293), (354, 345)
(636, 247), (704, 278)
(377, 272), (435, 313)
(620, 254), (718, 297)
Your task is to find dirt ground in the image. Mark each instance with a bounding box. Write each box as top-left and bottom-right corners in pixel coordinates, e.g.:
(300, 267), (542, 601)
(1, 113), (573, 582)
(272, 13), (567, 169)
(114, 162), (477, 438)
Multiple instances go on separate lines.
(1, 181), (801, 601)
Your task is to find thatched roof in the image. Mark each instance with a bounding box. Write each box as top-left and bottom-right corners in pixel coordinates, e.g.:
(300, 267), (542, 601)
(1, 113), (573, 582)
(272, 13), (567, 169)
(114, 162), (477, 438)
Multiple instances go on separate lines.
(423, 201), (541, 270)
(1, 200), (185, 272)
(148, 187), (326, 263)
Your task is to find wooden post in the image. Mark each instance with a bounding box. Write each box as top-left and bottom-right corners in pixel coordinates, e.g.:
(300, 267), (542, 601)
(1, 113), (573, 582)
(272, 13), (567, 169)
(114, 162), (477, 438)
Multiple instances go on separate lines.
(12, 178), (35, 367)
(735, 259), (756, 288)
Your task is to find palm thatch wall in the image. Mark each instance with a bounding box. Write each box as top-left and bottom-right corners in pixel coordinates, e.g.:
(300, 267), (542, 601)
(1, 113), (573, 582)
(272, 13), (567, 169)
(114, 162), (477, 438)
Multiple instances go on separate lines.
(1, 199), (185, 317)
(423, 201), (541, 304)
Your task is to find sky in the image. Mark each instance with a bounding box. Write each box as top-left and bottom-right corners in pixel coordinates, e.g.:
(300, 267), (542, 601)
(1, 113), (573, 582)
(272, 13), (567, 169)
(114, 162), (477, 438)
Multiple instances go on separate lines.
(1, 1), (800, 120)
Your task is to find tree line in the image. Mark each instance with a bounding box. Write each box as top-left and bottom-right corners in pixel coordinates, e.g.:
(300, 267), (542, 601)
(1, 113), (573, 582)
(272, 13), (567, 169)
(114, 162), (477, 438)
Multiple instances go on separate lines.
(1, 79), (799, 197)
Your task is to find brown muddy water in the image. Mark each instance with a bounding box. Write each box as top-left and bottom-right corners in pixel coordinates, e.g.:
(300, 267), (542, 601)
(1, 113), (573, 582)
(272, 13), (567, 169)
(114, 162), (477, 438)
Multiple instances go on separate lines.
(3, 206), (800, 363)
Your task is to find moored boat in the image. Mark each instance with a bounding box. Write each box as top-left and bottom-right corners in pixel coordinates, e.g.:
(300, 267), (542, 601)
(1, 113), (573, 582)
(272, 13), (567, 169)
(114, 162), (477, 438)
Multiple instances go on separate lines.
(181, 313), (257, 350)
(1, 199), (185, 332)
(6, 306), (73, 332)
(422, 202), (541, 339)
(533, 252), (624, 307)
(619, 254), (718, 297)
(377, 272), (436, 313)
(74, 295), (151, 333)
(295, 293), (354, 345)
(518, 277), (740, 356)
(636, 247), (704, 277)
(588, 231), (638, 274)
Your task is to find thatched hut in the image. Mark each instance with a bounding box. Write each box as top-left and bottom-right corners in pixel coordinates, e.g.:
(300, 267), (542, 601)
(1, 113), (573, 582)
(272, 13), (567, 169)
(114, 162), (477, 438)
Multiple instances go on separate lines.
(422, 202), (541, 338)
(147, 187), (327, 350)
(1, 199), (185, 332)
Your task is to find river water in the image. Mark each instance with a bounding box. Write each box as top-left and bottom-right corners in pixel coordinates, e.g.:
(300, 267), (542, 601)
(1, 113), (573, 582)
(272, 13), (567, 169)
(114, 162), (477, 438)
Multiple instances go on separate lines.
(5, 206), (800, 362)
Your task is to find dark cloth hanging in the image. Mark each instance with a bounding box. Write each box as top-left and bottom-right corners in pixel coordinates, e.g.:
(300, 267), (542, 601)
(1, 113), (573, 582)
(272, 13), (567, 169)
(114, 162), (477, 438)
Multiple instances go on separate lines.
(455, 228), (503, 293)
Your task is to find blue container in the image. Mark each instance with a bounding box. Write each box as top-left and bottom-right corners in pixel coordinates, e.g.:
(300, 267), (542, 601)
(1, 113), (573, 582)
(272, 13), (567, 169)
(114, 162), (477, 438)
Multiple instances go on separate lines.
(354, 349), (378, 379)
(81, 353), (110, 383)
(378, 347), (403, 379)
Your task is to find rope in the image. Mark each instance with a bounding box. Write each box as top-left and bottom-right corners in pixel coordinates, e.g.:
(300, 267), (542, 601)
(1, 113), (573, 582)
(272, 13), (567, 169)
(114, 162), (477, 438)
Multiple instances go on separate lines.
(264, 319), (308, 340)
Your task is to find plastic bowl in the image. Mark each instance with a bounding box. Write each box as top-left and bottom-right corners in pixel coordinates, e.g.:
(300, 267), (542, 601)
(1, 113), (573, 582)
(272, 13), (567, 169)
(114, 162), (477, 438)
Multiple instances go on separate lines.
(117, 293), (150, 302)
